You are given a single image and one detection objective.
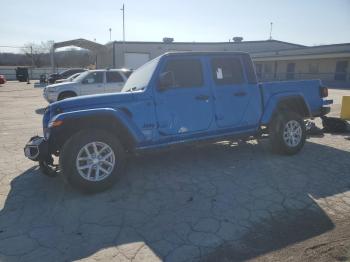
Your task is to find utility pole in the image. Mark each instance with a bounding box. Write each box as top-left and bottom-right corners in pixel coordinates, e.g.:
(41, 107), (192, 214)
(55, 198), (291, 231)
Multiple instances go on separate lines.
(29, 45), (33, 83)
(109, 28), (112, 41)
(121, 4), (125, 42)
(269, 22), (273, 40)
(121, 3), (126, 67)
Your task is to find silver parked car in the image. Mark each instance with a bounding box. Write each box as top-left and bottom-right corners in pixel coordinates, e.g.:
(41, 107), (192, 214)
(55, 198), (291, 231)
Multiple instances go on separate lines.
(43, 69), (133, 103)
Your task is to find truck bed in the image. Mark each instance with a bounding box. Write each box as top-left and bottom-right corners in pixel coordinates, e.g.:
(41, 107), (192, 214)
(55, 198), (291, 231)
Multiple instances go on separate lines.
(260, 80), (324, 117)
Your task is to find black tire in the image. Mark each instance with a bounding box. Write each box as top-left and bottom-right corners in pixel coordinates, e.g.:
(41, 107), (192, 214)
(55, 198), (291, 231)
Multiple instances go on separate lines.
(269, 111), (306, 155)
(58, 92), (76, 101)
(59, 129), (125, 193)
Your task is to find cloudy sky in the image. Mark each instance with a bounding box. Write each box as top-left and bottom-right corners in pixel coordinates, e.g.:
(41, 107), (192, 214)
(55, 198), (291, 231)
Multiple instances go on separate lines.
(0, 0), (349, 52)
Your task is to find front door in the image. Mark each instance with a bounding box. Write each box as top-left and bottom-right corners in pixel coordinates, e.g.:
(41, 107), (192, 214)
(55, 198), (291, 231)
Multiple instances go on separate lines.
(80, 71), (105, 95)
(155, 57), (213, 135)
(210, 56), (255, 128)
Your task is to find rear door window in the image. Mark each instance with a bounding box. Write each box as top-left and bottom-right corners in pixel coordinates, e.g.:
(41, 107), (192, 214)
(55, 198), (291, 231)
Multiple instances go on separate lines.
(211, 57), (244, 85)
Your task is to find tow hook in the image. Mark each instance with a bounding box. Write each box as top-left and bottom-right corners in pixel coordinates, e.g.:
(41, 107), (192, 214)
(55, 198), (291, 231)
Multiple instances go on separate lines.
(39, 156), (59, 177)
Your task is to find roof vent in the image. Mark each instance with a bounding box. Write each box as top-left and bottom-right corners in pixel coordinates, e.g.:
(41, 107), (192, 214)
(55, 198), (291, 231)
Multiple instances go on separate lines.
(163, 37), (174, 43)
(232, 37), (243, 42)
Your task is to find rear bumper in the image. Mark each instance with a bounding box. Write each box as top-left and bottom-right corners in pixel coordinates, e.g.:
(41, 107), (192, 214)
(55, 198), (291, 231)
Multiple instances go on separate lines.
(312, 99), (333, 117)
(24, 136), (49, 161)
(320, 99), (333, 116)
(312, 106), (331, 117)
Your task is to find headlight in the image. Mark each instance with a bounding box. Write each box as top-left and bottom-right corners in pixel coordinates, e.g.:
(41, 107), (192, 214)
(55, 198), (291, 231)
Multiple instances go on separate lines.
(48, 120), (64, 128)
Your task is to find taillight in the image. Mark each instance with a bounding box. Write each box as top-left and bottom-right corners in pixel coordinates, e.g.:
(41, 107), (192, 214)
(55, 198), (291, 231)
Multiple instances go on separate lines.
(320, 86), (328, 98)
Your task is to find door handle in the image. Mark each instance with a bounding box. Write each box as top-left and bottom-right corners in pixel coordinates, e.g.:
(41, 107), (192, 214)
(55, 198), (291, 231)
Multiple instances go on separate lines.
(234, 92), (247, 97)
(195, 95), (210, 101)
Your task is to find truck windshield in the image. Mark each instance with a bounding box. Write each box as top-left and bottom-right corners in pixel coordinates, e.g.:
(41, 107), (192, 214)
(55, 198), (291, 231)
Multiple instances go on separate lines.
(121, 57), (160, 92)
(73, 71), (90, 82)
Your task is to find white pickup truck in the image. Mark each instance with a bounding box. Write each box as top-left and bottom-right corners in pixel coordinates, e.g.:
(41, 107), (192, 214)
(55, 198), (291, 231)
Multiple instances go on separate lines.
(43, 69), (132, 103)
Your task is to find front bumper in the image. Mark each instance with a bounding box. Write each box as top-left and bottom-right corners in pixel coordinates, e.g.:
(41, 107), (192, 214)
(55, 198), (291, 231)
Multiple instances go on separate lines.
(24, 136), (49, 161)
(43, 91), (57, 103)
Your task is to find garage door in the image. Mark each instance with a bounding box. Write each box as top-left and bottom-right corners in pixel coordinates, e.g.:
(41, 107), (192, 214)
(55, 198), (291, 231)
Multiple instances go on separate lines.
(124, 53), (150, 69)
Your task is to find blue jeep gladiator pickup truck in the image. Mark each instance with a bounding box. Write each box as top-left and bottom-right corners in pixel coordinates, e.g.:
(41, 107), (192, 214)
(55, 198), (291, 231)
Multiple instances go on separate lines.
(24, 52), (332, 192)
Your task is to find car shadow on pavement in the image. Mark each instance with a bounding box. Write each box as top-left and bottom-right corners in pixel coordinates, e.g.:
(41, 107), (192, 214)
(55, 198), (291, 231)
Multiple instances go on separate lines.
(0, 140), (349, 261)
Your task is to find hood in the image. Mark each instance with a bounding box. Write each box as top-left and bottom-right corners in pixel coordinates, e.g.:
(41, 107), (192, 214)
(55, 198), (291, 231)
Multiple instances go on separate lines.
(47, 82), (78, 89)
(50, 92), (135, 112)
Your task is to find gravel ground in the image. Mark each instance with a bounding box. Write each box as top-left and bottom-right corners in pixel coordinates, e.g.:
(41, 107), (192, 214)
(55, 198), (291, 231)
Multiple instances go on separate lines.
(0, 82), (349, 262)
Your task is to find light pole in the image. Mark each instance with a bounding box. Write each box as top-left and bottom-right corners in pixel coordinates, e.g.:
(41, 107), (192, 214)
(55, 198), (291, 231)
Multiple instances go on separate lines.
(121, 4), (125, 42)
(109, 28), (112, 41)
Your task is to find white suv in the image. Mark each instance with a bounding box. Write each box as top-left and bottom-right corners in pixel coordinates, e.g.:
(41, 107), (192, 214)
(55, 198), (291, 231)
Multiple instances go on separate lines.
(43, 69), (132, 103)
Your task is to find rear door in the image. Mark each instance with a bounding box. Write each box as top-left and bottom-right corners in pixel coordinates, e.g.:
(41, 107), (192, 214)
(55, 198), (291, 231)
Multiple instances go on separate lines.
(154, 57), (214, 135)
(105, 71), (125, 93)
(210, 55), (261, 128)
(79, 71), (105, 95)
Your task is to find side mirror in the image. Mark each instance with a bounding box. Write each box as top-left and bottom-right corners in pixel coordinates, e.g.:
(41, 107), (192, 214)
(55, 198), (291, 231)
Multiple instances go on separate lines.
(158, 71), (174, 91)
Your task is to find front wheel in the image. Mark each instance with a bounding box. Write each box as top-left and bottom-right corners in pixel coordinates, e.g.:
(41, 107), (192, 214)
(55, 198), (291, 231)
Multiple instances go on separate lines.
(59, 129), (125, 193)
(58, 92), (76, 101)
(269, 111), (306, 155)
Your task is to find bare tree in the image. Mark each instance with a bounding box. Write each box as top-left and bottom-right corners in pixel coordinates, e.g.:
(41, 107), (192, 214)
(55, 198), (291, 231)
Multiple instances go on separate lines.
(22, 41), (54, 67)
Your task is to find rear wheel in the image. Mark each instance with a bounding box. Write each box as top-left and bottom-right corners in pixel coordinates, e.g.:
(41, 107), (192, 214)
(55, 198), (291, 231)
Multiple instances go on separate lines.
(59, 129), (125, 193)
(269, 111), (306, 155)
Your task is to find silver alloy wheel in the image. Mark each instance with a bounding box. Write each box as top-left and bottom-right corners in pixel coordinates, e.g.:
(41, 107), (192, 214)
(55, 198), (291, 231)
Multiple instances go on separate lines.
(283, 120), (302, 147)
(75, 141), (116, 182)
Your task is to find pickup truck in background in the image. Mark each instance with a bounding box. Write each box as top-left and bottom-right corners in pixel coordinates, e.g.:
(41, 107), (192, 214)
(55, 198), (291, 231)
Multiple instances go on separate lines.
(43, 68), (132, 103)
(47, 68), (87, 84)
(24, 52), (333, 192)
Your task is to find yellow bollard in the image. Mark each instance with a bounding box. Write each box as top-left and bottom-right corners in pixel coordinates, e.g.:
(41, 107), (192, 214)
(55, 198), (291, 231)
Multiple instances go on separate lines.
(340, 96), (350, 120)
